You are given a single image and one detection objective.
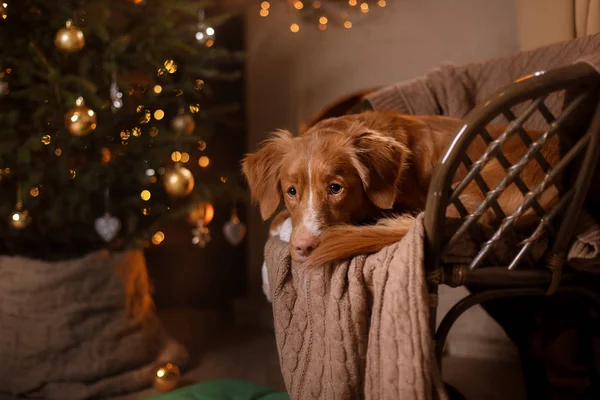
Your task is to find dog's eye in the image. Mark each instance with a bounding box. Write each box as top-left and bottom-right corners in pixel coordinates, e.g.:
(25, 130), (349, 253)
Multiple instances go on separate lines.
(287, 187), (297, 197)
(329, 184), (342, 194)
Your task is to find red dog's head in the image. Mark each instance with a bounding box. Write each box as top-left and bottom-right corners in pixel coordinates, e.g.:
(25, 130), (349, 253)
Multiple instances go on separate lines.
(242, 112), (409, 262)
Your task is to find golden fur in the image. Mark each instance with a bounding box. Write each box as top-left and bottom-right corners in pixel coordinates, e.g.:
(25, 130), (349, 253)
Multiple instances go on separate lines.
(242, 111), (558, 266)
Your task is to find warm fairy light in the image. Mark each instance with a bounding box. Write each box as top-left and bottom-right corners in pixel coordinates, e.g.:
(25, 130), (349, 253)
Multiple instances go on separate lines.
(171, 151), (182, 162)
(137, 105), (145, 113)
(313, 1), (321, 8)
(198, 156), (210, 167)
(149, 127), (159, 137)
(349, 0), (357, 5)
(140, 110), (151, 124)
(142, 208), (150, 216)
(205, 39), (214, 48)
(75, 96), (84, 106)
(344, 20), (352, 28)
(197, 140), (207, 151)
(69, 169), (76, 179)
(55, 148), (62, 156)
(260, 9), (269, 17)
(377, 0), (386, 6)
(11, 213), (20, 222)
(195, 80), (205, 90)
(196, 31), (205, 41)
(141, 190), (151, 201)
(181, 152), (190, 163)
(261, 1), (270, 9)
(30, 187), (39, 197)
(101, 148), (111, 163)
(164, 60), (177, 74)
(206, 27), (215, 36)
(360, 2), (369, 12)
(120, 130), (130, 140)
(145, 168), (155, 177)
(319, 16), (328, 24)
(41, 135), (51, 145)
(189, 104), (200, 113)
(154, 110), (165, 120)
(153, 85), (162, 94)
(294, 1), (304, 10)
(290, 23), (300, 33)
(220, 176), (227, 183)
(150, 176), (157, 183)
(132, 127), (141, 137)
(151, 231), (165, 245)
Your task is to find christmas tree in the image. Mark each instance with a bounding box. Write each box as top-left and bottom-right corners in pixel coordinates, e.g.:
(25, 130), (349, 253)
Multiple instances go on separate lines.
(0, 0), (246, 260)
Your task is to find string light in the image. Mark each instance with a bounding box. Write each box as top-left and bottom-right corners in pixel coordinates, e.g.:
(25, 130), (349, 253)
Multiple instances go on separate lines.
(55, 148), (62, 156)
(198, 156), (210, 167)
(152, 231), (165, 245)
(197, 140), (207, 151)
(141, 190), (151, 201)
(171, 151), (182, 162)
(181, 152), (190, 163)
(154, 109), (165, 120)
(189, 104), (200, 113)
(41, 135), (51, 145)
(30, 187), (40, 197)
(153, 85), (162, 94)
(261, 0), (382, 31)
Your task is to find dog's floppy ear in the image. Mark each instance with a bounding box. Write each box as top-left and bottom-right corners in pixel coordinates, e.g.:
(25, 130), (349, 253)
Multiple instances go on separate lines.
(242, 130), (294, 220)
(351, 130), (409, 210)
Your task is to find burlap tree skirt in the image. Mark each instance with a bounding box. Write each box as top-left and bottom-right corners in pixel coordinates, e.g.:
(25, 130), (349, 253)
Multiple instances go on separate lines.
(0, 249), (188, 399)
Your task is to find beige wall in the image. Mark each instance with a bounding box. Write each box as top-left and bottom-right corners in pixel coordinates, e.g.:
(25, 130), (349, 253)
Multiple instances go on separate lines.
(245, 0), (520, 299)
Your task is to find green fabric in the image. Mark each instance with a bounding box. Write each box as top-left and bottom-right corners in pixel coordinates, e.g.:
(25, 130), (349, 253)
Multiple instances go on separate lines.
(147, 380), (289, 400)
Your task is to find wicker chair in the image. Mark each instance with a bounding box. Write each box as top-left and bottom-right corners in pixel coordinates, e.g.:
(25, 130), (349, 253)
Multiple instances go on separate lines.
(423, 62), (600, 399)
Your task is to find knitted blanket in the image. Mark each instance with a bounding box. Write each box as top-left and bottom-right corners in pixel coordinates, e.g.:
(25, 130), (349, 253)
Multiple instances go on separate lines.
(263, 35), (600, 400)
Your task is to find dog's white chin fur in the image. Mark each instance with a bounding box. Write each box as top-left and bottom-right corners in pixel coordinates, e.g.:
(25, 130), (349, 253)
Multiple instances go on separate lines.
(262, 218), (293, 302)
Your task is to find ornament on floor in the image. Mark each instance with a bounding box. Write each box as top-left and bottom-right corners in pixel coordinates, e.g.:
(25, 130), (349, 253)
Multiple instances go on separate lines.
(55, 20), (85, 53)
(151, 362), (181, 393)
(223, 209), (246, 246)
(110, 71), (123, 111)
(94, 188), (121, 242)
(163, 163), (194, 198)
(191, 220), (211, 247)
(186, 201), (214, 226)
(171, 110), (196, 135)
(65, 96), (97, 136)
(10, 184), (31, 230)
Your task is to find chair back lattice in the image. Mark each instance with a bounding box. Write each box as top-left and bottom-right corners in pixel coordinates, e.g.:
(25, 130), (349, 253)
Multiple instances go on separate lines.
(424, 63), (600, 286)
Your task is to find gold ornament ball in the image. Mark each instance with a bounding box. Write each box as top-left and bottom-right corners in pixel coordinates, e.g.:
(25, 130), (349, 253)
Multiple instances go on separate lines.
(65, 97), (97, 136)
(151, 362), (181, 393)
(171, 114), (196, 135)
(187, 201), (214, 226)
(10, 209), (31, 230)
(55, 21), (85, 53)
(163, 166), (195, 198)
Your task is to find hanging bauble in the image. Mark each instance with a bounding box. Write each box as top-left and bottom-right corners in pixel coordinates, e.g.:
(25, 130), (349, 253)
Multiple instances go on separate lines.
(94, 213), (121, 242)
(171, 113), (195, 135)
(65, 97), (97, 136)
(223, 212), (246, 246)
(186, 201), (214, 226)
(192, 220), (211, 248)
(10, 209), (30, 230)
(163, 164), (194, 198)
(109, 73), (123, 111)
(55, 20), (85, 53)
(0, 80), (8, 97)
(151, 362), (181, 392)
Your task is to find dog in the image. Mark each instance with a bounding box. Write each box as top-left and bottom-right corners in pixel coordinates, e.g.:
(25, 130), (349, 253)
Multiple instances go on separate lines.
(242, 110), (559, 266)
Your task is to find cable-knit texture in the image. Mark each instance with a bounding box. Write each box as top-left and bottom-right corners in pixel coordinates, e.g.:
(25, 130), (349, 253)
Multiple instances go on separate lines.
(365, 34), (600, 131)
(265, 214), (447, 400)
